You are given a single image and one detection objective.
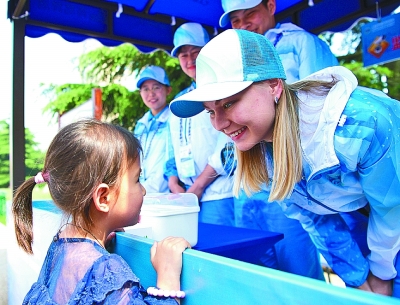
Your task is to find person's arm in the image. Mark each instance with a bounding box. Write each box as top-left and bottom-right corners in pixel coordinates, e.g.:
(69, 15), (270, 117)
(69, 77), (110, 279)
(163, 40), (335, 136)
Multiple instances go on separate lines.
(151, 237), (191, 304)
(186, 164), (217, 199)
(186, 133), (232, 200)
(168, 175), (185, 194)
(280, 196), (370, 288)
(355, 96), (400, 291)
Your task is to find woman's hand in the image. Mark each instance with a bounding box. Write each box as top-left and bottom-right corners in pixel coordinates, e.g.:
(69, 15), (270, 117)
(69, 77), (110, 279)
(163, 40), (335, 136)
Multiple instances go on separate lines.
(357, 278), (372, 292)
(367, 273), (393, 296)
(151, 237), (191, 291)
(358, 272), (393, 296)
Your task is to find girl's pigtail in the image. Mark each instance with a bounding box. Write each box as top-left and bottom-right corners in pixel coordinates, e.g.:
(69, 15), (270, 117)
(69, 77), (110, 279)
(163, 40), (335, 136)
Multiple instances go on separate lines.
(12, 177), (37, 254)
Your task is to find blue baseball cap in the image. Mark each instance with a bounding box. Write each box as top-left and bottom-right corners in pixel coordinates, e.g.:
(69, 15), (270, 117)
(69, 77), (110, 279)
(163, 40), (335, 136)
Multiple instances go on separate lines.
(170, 29), (286, 118)
(136, 66), (170, 89)
(219, 0), (262, 27)
(171, 23), (210, 57)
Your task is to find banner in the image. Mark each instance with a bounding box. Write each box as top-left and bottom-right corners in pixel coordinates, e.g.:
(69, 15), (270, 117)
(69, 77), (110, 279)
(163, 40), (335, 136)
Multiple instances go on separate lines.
(361, 13), (400, 67)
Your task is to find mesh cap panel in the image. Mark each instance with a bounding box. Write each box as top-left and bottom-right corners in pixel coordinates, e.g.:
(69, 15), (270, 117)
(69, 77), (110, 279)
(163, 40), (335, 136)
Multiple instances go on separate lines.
(238, 30), (286, 82)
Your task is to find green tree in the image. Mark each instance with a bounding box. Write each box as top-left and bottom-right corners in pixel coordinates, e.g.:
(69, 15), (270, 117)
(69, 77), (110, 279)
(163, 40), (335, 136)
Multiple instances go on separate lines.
(0, 121), (10, 187)
(323, 18), (400, 100)
(43, 44), (192, 130)
(0, 120), (45, 188)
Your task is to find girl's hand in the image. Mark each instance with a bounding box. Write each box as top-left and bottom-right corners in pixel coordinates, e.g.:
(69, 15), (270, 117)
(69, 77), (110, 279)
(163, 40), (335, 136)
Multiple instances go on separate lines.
(150, 237), (191, 291)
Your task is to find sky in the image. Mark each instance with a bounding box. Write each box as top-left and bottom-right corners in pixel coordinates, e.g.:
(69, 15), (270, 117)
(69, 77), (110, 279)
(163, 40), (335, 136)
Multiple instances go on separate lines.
(0, 2), (103, 150)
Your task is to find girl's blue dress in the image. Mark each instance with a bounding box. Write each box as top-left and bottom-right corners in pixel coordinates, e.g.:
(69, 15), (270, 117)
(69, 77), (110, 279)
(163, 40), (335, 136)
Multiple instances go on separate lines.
(23, 233), (178, 305)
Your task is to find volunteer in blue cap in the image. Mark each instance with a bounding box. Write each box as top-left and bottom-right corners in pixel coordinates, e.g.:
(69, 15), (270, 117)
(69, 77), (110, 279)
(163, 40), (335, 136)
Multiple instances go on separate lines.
(170, 29), (400, 297)
(134, 65), (171, 193)
(165, 23), (235, 226)
(217, 0), (340, 280)
(219, 0), (338, 83)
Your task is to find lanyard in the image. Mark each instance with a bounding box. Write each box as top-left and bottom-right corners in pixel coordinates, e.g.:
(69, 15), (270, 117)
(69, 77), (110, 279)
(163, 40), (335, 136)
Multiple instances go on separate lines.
(273, 33), (283, 47)
(178, 84), (195, 146)
(179, 118), (191, 146)
(267, 23), (283, 47)
(140, 119), (161, 160)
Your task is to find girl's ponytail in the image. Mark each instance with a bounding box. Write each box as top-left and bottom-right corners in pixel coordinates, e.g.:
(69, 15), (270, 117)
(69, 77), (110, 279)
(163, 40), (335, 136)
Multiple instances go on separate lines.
(12, 176), (39, 254)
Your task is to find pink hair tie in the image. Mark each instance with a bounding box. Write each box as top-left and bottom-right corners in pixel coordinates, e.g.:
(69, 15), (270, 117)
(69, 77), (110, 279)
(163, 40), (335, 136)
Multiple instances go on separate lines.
(34, 172), (48, 184)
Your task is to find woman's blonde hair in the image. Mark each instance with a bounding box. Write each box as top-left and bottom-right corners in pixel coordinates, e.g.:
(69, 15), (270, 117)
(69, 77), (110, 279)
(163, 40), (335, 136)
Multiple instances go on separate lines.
(234, 77), (337, 201)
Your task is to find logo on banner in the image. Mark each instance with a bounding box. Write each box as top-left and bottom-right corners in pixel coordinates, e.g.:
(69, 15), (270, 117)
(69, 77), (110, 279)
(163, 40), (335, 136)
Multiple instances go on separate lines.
(362, 13), (400, 67)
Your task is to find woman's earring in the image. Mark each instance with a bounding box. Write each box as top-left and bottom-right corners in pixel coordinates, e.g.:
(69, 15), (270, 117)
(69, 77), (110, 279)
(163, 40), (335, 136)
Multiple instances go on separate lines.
(274, 97), (279, 104)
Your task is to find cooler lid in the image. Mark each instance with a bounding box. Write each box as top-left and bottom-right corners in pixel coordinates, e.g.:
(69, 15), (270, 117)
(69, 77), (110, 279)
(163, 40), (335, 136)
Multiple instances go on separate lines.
(141, 193), (200, 216)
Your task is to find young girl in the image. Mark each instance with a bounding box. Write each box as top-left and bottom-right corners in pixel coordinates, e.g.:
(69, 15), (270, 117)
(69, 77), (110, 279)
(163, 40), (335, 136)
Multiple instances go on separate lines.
(12, 119), (190, 304)
(170, 29), (400, 297)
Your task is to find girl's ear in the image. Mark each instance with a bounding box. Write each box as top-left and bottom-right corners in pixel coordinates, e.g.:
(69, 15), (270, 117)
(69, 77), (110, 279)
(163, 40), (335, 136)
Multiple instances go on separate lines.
(268, 78), (283, 99)
(92, 183), (111, 213)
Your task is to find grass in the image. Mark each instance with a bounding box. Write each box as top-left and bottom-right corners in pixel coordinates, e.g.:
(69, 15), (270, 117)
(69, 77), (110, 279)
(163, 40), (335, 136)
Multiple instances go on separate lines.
(0, 185), (53, 225)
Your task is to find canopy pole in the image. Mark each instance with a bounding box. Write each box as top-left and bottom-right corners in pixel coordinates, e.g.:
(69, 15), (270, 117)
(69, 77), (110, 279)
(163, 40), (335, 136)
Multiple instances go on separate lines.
(11, 17), (27, 193)
(12, 0), (27, 19)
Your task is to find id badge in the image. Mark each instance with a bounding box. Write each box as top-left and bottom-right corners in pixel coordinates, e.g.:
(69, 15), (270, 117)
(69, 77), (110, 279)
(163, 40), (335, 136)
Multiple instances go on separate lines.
(179, 144), (196, 178)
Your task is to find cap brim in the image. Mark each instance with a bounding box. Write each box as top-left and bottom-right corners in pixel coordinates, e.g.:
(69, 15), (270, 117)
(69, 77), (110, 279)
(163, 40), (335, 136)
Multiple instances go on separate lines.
(219, 12), (230, 28)
(170, 81), (253, 118)
(137, 77), (152, 89)
(171, 42), (207, 58)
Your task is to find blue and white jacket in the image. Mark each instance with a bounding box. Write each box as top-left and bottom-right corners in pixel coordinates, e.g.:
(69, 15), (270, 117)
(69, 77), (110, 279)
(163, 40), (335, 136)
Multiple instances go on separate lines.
(269, 66), (400, 287)
(134, 106), (170, 193)
(265, 23), (339, 83)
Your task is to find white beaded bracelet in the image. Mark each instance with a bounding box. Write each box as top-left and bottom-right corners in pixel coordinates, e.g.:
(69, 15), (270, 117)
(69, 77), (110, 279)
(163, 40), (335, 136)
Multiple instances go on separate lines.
(147, 287), (186, 298)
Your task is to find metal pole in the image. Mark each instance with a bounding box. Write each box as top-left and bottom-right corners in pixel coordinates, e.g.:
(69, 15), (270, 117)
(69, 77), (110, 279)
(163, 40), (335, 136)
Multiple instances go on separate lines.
(11, 17), (26, 192)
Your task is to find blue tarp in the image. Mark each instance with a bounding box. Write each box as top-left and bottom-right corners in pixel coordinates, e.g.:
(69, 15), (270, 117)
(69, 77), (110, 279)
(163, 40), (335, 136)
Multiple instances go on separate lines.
(10, 0), (400, 53)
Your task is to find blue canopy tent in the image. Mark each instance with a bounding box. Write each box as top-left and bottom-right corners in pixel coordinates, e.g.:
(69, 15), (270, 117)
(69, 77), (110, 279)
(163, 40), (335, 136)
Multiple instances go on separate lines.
(7, 0), (400, 190)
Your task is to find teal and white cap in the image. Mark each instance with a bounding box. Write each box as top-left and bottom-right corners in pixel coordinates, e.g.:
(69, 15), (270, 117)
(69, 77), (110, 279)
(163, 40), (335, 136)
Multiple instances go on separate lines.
(170, 29), (286, 118)
(136, 66), (170, 89)
(219, 0), (262, 27)
(171, 23), (210, 57)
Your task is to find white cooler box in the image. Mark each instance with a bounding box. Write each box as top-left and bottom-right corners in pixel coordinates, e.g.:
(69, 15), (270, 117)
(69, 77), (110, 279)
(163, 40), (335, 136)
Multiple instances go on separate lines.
(125, 193), (199, 247)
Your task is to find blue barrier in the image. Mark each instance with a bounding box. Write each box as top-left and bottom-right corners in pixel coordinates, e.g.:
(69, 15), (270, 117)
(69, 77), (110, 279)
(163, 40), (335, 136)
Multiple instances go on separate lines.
(114, 232), (400, 305)
(7, 200), (400, 305)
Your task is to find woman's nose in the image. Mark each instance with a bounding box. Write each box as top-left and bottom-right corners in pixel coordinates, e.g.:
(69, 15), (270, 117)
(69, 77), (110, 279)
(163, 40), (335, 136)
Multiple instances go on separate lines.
(212, 113), (230, 132)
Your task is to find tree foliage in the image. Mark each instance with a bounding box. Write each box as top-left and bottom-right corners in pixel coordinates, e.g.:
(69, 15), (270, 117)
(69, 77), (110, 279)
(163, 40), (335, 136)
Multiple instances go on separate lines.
(0, 121), (10, 187)
(43, 44), (192, 130)
(0, 120), (45, 188)
(322, 18), (400, 100)
(44, 21), (400, 128)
